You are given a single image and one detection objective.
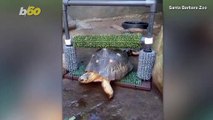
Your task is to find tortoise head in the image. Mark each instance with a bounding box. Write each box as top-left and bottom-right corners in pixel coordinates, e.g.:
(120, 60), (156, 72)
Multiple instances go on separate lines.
(78, 72), (101, 83)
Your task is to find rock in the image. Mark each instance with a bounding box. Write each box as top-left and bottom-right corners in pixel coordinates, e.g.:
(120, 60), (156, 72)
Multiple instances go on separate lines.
(153, 27), (163, 94)
(62, 67), (67, 75)
(124, 28), (144, 33)
(69, 116), (76, 120)
(111, 24), (144, 33)
(63, 15), (77, 31)
(76, 20), (93, 30)
(110, 24), (124, 31)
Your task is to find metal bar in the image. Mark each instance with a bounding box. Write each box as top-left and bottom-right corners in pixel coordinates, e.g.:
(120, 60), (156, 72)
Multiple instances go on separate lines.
(147, 4), (156, 37)
(63, 0), (157, 46)
(63, 4), (71, 41)
(147, 13), (155, 37)
(64, 0), (156, 6)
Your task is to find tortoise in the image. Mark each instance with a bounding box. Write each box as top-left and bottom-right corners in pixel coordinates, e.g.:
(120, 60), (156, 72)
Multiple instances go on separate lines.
(78, 48), (133, 99)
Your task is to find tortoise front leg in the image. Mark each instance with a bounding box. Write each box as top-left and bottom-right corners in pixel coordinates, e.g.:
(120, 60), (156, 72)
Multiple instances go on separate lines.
(101, 79), (113, 99)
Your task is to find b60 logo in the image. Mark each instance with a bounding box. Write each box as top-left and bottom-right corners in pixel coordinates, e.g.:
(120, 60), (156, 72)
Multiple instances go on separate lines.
(19, 6), (41, 16)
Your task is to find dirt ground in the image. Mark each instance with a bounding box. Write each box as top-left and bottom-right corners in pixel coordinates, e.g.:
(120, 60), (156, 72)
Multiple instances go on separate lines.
(63, 13), (163, 120)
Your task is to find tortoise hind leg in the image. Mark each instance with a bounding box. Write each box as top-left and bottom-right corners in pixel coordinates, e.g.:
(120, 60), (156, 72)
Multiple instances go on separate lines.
(101, 79), (113, 99)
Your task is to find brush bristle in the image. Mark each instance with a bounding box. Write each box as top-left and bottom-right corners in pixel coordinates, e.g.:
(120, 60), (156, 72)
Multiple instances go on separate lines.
(137, 50), (156, 80)
(63, 45), (78, 73)
(73, 34), (141, 48)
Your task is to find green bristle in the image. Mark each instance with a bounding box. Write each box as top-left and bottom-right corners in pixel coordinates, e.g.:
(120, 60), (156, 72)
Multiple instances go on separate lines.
(120, 72), (142, 85)
(72, 65), (86, 77)
(72, 64), (142, 85)
(73, 34), (142, 48)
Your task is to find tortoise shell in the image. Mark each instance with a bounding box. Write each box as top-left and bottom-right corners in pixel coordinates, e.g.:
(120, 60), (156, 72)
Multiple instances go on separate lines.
(85, 48), (133, 81)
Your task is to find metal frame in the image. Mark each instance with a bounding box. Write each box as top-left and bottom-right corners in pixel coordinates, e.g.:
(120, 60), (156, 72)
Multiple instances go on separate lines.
(63, 0), (157, 90)
(63, 0), (157, 41)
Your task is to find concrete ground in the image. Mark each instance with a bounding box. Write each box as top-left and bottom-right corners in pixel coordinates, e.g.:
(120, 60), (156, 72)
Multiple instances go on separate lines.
(63, 13), (163, 120)
(63, 79), (162, 120)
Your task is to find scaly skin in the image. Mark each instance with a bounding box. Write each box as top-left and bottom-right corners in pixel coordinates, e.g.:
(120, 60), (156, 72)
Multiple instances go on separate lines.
(101, 79), (113, 99)
(78, 72), (113, 99)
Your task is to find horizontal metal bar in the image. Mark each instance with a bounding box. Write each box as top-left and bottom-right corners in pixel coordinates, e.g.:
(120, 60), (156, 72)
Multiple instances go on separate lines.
(64, 0), (156, 6)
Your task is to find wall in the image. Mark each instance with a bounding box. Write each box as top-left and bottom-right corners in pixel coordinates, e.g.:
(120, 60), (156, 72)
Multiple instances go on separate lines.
(67, 2), (162, 19)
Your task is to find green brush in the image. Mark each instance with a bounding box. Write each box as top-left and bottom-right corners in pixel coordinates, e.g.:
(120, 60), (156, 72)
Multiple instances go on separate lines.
(72, 65), (86, 77)
(73, 34), (142, 48)
(71, 64), (142, 86)
(119, 72), (142, 86)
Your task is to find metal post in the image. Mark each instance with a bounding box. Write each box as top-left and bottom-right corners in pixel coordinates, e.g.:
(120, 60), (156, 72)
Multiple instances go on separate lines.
(63, 4), (71, 43)
(147, 4), (156, 37)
